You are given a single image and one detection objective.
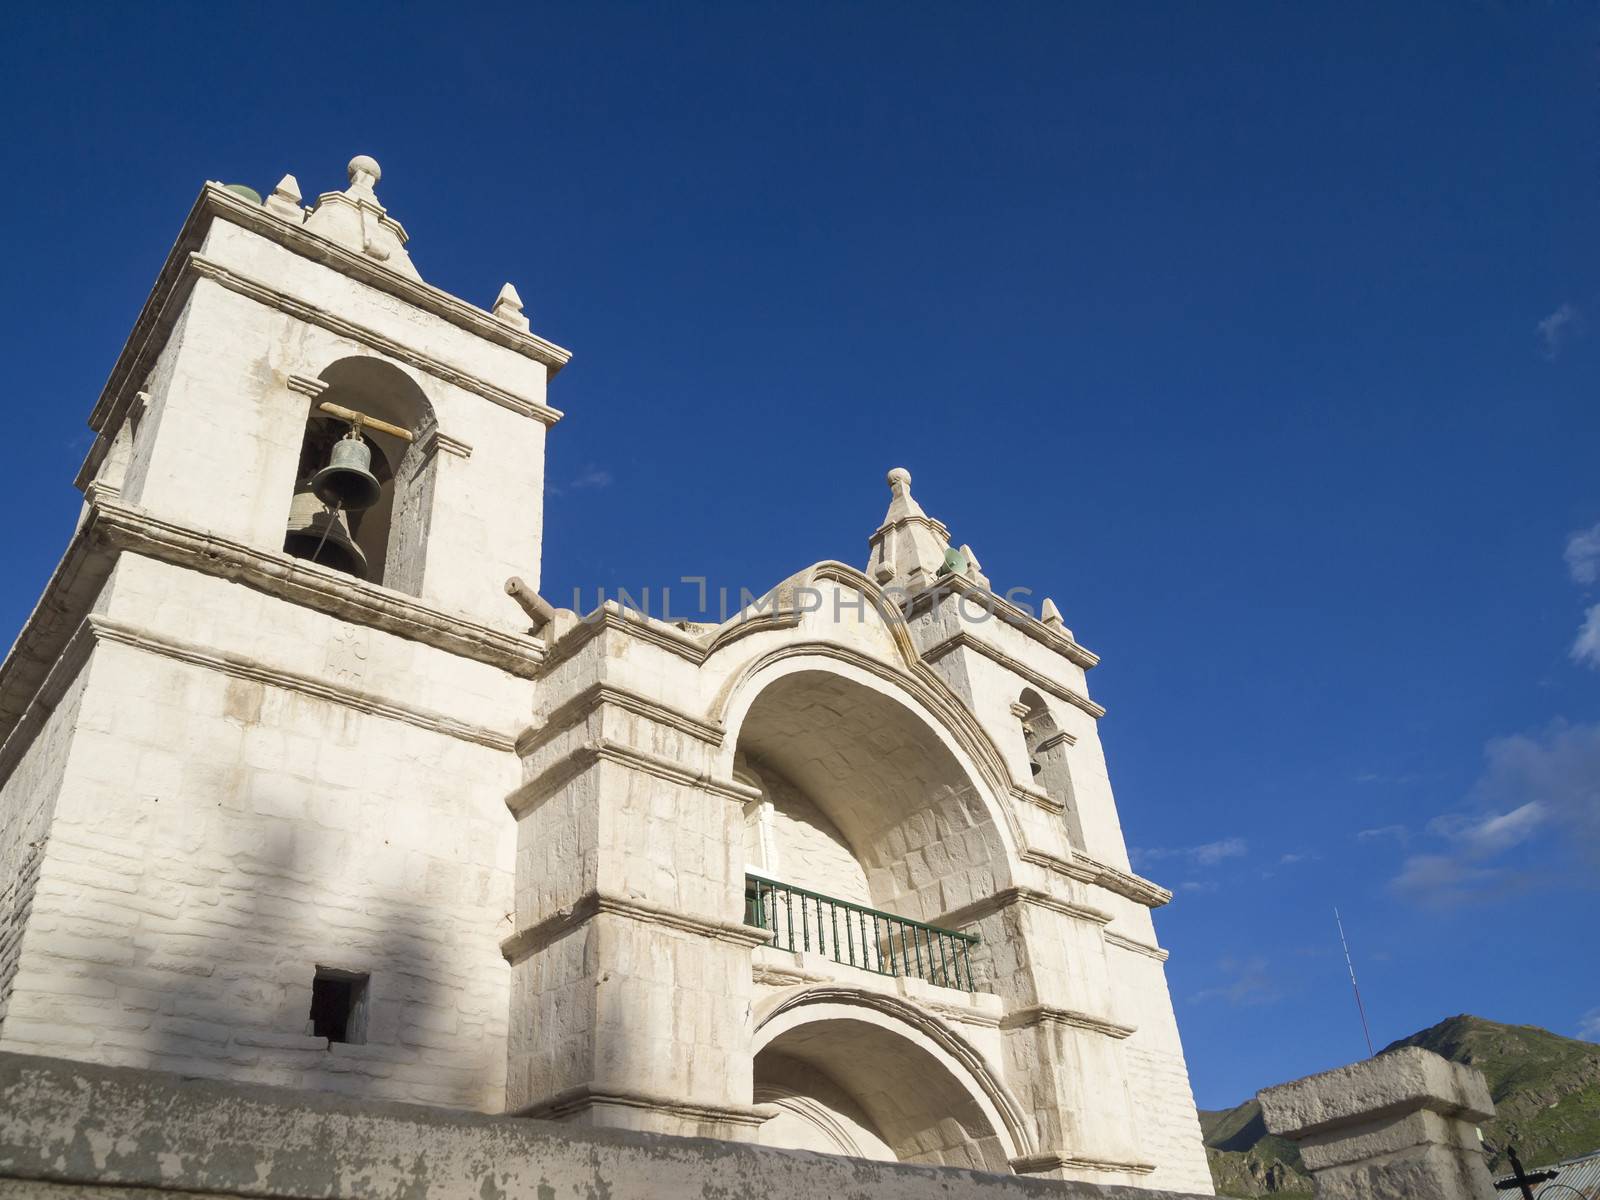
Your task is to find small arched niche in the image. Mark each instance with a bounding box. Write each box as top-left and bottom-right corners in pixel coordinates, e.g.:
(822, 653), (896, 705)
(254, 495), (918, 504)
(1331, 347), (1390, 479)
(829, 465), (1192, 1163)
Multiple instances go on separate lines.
(1016, 689), (1085, 851)
(282, 357), (437, 593)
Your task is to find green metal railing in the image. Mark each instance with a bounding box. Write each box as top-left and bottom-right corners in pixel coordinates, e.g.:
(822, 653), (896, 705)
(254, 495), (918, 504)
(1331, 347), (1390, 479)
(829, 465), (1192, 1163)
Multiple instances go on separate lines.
(745, 874), (980, 992)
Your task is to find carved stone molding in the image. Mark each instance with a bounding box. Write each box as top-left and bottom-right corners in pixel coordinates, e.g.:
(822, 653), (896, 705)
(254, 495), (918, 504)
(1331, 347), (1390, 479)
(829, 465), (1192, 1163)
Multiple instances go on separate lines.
(998, 1004), (1137, 1040)
(512, 1083), (774, 1129)
(498, 889), (772, 964)
(1011, 1151), (1156, 1177)
(88, 614), (515, 751)
(922, 630), (1106, 719)
(508, 736), (757, 817)
(936, 886), (1114, 930)
(192, 256), (562, 427)
(516, 681), (725, 758)
(1021, 848), (1173, 910)
(1105, 930), (1170, 962)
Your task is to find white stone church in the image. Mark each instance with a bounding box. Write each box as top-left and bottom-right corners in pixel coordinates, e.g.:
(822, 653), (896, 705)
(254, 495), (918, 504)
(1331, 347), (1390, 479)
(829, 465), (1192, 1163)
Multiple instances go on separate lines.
(0, 156), (1212, 1193)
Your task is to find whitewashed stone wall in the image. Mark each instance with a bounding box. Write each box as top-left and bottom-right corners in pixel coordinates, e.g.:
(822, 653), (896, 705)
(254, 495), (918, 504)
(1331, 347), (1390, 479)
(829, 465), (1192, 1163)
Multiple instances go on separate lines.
(744, 757), (871, 905)
(0, 671), (90, 1031)
(0, 555), (527, 1112)
(1110, 945), (1214, 1194)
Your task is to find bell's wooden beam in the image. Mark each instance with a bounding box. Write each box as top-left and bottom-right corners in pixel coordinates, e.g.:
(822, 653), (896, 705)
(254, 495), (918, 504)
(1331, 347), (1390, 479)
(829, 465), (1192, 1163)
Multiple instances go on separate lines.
(315, 401), (415, 443)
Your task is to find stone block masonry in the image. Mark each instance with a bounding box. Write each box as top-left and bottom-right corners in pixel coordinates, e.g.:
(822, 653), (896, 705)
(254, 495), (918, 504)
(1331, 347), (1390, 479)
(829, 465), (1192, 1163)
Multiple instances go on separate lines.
(1258, 1046), (1497, 1200)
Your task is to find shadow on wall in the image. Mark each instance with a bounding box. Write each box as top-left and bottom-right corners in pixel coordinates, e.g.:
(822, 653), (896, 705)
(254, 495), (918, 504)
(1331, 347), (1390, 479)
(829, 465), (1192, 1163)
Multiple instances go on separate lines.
(96, 716), (505, 1111)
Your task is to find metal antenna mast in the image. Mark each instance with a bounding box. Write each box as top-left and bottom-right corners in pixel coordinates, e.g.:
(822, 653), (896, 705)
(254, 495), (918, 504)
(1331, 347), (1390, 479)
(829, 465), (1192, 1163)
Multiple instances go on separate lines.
(1335, 907), (1375, 1057)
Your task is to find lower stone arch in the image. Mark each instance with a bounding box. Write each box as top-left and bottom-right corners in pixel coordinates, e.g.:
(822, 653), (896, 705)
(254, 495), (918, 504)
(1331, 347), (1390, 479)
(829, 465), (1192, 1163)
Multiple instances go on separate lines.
(752, 986), (1035, 1172)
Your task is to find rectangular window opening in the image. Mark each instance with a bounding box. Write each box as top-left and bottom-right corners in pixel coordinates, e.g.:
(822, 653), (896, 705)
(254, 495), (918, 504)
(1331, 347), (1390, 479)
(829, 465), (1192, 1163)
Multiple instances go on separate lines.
(309, 967), (369, 1044)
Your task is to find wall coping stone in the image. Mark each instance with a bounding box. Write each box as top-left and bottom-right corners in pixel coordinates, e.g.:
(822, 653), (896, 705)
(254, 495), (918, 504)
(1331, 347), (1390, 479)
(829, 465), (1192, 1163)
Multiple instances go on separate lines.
(0, 1050), (1214, 1200)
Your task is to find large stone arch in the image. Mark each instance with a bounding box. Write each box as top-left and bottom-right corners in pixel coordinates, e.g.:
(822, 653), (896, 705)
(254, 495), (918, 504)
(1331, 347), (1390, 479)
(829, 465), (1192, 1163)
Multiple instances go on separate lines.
(753, 986), (1034, 1172)
(717, 650), (1022, 925)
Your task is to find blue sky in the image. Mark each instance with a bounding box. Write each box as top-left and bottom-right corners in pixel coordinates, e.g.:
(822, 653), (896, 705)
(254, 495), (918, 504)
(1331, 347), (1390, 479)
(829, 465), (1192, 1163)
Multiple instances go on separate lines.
(4, 4), (1596, 1109)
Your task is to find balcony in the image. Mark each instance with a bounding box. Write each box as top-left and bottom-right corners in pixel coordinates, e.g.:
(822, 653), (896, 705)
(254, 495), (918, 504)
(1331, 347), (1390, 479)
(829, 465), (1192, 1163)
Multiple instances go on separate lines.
(744, 874), (980, 992)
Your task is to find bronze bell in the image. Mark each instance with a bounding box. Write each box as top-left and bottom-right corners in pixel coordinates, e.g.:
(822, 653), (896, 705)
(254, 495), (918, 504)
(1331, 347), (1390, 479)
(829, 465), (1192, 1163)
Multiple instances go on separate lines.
(283, 488), (369, 579)
(311, 430), (383, 512)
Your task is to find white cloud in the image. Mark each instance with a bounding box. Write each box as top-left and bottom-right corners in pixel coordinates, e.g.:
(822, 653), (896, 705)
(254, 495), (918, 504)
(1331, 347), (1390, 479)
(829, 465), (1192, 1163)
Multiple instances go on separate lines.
(1132, 837), (1247, 868)
(1179, 880), (1219, 894)
(1565, 525), (1600, 585)
(1538, 303), (1582, 360)
(1357, 824), (1409, 843)
(547, 465), (614, 497)
(1391, 721), (1600, 907)
(1572, 605), (1600, 669)
(1426, 801), (1546, 857)
(1579, 1007), (1600, 1043)
(1189, 956), (1281, 1007)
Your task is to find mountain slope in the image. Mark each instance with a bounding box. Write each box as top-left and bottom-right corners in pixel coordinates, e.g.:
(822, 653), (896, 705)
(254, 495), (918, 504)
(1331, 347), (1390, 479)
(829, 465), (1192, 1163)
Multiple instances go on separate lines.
(1201, 1015), (1600, 1197)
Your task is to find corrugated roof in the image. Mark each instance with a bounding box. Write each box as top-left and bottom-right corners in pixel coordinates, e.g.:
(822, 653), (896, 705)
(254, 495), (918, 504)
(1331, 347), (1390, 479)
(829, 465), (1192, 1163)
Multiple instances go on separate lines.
(1498, 1147), (1600, 1200)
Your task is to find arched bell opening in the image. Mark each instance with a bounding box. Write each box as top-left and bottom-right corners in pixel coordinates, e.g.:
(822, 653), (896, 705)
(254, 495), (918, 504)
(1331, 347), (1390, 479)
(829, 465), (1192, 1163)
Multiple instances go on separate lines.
(752, 995), (1026, 1172)
(731, 665), (1011, 930)
(282, 356), (436, 592)
(1016, 688), (1085, 852)
(283, 418), (394, 579)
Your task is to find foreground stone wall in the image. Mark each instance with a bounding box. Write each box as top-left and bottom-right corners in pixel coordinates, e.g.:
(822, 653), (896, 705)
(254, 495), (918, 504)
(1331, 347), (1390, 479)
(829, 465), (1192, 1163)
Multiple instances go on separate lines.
(0, 1050), (1213, 1200)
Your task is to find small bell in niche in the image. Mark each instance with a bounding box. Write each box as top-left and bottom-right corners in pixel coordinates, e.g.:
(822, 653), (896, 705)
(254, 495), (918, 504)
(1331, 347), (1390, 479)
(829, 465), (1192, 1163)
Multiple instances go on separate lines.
(311, 428), (383, 512)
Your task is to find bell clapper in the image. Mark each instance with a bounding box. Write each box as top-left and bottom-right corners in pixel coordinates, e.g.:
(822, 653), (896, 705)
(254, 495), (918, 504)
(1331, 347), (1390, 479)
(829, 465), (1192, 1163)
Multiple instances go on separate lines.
(308, 497), (344, 567)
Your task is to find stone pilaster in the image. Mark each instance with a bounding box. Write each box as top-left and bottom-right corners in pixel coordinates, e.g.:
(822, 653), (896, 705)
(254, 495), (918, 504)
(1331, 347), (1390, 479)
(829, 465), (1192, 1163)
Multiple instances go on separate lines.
(949, 888), (1152, 1184)
(1258, 1047), (1496, 1200)
(504, 627), (771, 1139)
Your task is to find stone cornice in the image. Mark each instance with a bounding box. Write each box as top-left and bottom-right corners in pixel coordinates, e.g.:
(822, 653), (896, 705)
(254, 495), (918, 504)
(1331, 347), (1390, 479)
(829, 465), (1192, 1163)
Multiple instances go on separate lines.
(1021, 848), (1173, 910)
(511, 1083), (774, 1129)
(89, 499), (547, 677)
(999, 1004), (1138, 1040)
(86, 183), (570, 445)
(922, 630), (1106, 720)
(0, 498), (544, 756)
(1011, 1152), (1156, 1177)
(1105, 931), (1170, 962)
(538, 604), (710, 676)
(191, 256), (563, 427)
(0, 614), (99, 788)
(499, 889), (772, 964)
(87, 614), (515, 751)
(1009, 783), (1064, 816)
(936, 886), (1113, 930)
(508, 736), (758, 817)
(515, 682), (725, 758)
(904, 575), (1100, 671)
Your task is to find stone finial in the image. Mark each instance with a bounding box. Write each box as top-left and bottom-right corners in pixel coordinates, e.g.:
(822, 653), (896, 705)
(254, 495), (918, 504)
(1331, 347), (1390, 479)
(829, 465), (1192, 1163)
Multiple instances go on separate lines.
(347, 154), (381, 195)
(1041, 597), (1065, 630)
(264, 174), (304, 222)
(865, 467), (953, 592)
(958, 543), (991, 589)
(303, 153), (421, 281)
(492, 282), (530, 331)
(1259, 1047), (1497, 1200)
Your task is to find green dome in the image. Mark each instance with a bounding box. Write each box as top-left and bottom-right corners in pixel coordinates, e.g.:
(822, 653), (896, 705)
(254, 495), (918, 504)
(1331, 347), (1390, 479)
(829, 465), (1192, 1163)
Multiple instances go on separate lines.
(222, 183), (262, 204)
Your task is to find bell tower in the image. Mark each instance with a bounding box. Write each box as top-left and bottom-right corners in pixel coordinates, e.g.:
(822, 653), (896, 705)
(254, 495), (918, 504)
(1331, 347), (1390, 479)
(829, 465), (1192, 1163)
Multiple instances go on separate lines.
(0, 156), (570, 1110)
